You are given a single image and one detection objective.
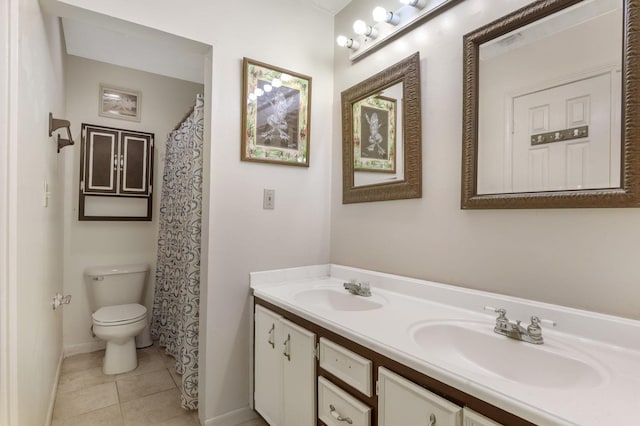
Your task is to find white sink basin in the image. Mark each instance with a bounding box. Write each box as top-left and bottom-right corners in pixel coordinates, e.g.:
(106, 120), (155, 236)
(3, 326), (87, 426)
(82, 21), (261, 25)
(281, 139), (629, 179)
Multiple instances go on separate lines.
(293, 287), (387, 311)
(409, 320), (608, 389)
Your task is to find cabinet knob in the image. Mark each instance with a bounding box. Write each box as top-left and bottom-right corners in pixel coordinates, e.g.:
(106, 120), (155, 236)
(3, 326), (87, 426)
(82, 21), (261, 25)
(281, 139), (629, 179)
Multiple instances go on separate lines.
(428, 413), (436, 426)
(329, 404), (353, 424)
(267, 324), (275, 348)
(283, 334), (291, 361)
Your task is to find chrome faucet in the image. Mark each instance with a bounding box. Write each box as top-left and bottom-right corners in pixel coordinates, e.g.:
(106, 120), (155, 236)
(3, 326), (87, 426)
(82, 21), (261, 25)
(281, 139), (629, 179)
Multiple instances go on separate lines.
(488, 308), (544, 344)
(343, 279), (371, 297)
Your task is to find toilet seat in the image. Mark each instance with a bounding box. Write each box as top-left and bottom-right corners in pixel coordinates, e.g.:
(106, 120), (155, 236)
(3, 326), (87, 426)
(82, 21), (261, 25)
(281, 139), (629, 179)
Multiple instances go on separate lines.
(93, 303), (147, 326)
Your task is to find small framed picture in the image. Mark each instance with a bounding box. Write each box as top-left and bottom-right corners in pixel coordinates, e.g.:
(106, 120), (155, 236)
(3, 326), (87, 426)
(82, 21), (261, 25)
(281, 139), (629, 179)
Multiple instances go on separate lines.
(353, 95), (396, 173)
(99, 85), (141, 122)
(241, 58), (312, 167)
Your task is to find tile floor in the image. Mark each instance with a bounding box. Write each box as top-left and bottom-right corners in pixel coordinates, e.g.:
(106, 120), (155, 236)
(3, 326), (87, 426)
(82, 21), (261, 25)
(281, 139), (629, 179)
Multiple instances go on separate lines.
(52, 343), (268, 426)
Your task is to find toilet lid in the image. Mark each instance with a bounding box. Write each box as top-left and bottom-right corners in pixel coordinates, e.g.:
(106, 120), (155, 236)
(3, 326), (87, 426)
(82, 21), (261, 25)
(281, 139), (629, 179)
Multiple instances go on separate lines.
(93, 303), (147, 325)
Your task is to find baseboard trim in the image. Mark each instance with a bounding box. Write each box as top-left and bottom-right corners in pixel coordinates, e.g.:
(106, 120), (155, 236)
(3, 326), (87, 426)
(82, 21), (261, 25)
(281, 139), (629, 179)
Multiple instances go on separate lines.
(45, 351), (64, 426)
(203, 406), (258, 426)
(63, 341), (105, 357)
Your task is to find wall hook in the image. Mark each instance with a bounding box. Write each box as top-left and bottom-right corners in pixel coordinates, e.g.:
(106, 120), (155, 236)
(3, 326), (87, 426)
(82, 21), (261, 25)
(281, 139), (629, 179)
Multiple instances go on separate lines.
(49, 112), (74, 153)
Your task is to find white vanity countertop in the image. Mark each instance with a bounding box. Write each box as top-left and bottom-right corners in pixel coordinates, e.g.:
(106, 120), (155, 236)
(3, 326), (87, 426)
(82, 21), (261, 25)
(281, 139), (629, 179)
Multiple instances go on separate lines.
(250, 264), (640, 426)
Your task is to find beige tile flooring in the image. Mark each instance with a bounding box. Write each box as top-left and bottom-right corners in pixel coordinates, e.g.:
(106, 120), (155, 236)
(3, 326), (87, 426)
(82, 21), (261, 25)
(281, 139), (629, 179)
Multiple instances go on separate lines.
(53, 343), (268, 426)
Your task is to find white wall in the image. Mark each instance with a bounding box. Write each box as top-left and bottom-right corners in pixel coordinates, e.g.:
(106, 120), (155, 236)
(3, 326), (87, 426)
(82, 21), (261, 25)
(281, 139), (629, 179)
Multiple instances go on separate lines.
(48, 1), (335, 424)
(62, 55), (203, 352)
(331, 0), (640, 320)
(13, 0), (66, 424)
(0, 0), (16, 423)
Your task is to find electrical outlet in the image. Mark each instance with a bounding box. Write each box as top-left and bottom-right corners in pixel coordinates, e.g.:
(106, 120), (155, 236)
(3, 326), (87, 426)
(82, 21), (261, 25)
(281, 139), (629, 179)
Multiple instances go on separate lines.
(263, 189), (275, 210)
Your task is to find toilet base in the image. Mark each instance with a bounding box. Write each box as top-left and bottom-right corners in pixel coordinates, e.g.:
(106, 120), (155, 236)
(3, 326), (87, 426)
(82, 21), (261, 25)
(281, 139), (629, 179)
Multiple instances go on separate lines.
(103, 338), (137, 375)
(136, 323), (153, 348)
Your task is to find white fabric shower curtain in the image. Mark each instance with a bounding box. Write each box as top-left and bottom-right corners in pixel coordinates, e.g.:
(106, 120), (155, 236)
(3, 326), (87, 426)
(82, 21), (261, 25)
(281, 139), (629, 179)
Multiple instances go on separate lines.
(151, 94), (204, 409)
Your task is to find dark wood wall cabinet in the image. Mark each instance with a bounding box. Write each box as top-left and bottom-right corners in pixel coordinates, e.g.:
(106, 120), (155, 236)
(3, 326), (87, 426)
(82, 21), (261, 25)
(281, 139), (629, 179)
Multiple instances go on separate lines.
(79, 124), (154, 221)
(253, 297), (534, 426)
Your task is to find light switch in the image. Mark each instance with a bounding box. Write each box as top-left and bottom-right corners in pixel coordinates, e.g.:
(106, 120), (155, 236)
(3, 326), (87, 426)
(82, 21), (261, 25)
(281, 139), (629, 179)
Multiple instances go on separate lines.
(263, 189), (275, 210)
(43, 181), (49, 208)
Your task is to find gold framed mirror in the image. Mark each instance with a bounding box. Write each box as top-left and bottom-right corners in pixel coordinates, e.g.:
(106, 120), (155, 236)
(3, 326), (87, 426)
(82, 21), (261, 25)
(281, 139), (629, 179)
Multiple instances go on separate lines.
(462, 0), (640, 208)
(342, 52), (422, 204)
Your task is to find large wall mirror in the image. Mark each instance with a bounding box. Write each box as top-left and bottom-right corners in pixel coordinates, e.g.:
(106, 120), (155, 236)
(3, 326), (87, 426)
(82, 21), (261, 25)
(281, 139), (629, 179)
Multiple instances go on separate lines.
(342, 52), (422, 203)
(462, 0), (640, 208)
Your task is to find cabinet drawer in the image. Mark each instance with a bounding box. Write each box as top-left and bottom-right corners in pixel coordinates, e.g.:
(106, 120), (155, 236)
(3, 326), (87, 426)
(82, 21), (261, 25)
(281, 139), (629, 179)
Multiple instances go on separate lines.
(318, 376), (371, 426)
(319, 338), (372, 396)
(378, 367), (462, 426)
(463, 407), (503, 426)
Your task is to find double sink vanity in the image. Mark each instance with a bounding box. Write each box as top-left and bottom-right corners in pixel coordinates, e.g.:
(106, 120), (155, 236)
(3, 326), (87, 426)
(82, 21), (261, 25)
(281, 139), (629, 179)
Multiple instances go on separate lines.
(251, 264), (640, 426)
(261, 0), (640, 424)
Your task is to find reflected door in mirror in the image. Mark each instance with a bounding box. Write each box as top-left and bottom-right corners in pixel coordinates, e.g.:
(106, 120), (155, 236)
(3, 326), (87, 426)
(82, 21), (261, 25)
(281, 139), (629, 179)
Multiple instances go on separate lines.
(509, 72), (619, 193)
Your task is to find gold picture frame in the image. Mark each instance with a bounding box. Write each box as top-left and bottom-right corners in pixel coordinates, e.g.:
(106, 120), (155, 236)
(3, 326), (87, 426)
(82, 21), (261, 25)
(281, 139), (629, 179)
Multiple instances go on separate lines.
(241, 58), (312, 167)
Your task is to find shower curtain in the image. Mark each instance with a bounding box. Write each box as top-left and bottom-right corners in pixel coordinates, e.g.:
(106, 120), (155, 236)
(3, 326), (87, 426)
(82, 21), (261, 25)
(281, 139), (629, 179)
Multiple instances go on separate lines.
(151, 94), (204, 410)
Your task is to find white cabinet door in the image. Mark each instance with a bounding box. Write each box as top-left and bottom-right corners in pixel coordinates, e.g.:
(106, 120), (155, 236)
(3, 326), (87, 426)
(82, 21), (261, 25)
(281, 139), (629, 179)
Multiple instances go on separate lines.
(254, 305), (283, 425)
(281, 318), (317, 426)
(378, 367), (462, 426)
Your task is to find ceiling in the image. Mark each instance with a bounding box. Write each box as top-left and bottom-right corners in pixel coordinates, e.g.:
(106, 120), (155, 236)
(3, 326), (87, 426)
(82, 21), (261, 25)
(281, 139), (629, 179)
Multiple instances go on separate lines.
(62, 18), (210, 84)
(310, 0), (352, 14)
(61, 0), (351, 84)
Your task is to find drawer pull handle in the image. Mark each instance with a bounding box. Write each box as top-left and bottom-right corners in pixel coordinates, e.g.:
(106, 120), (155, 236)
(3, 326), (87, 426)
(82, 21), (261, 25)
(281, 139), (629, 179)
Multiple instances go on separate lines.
(267, 324), (275, 348)
(428, 413), (436, 426)
(283, 334), (291, 361)
(329, 404), (353, 424)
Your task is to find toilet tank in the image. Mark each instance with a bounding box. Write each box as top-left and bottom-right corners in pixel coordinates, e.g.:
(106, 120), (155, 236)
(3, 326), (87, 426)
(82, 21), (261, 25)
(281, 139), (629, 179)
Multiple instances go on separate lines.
(85, 263), (149, 311)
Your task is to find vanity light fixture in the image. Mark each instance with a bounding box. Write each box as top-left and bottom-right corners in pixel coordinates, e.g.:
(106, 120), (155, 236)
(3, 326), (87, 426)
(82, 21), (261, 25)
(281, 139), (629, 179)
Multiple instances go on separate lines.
(400, 0), (425, 9)
(372, 6), (400, 25)
(48, 112), (74, 153)
(339, 0), (461, 61)
(353, 19), (378, 38)
(336, 35), (360, 50)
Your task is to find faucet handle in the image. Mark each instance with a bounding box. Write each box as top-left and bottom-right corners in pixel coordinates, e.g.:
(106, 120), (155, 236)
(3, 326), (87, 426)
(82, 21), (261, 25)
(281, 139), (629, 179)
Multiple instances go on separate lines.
(361, 281), (370, 290)
(527, 316), (543, 340)
(484, 306), (507, 319)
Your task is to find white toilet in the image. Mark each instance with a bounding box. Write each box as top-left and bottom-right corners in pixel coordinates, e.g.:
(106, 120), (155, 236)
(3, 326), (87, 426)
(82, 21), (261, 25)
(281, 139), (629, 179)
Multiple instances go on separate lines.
(85, 263), (150, 375)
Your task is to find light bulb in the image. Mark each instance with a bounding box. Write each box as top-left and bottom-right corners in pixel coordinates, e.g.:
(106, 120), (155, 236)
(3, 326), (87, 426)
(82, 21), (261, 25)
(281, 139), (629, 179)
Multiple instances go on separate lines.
(263, 84), (272, 93)
(271, 78), (282, 88)
(336, 35), (359, 50)
(254, 88), (264, 97)
(353, 19), (378, 38)
(248, 93), (257, 101)
(353, 20), (367, 35)
(372, 6), (387, 22)
(372, 6), (400, 25)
